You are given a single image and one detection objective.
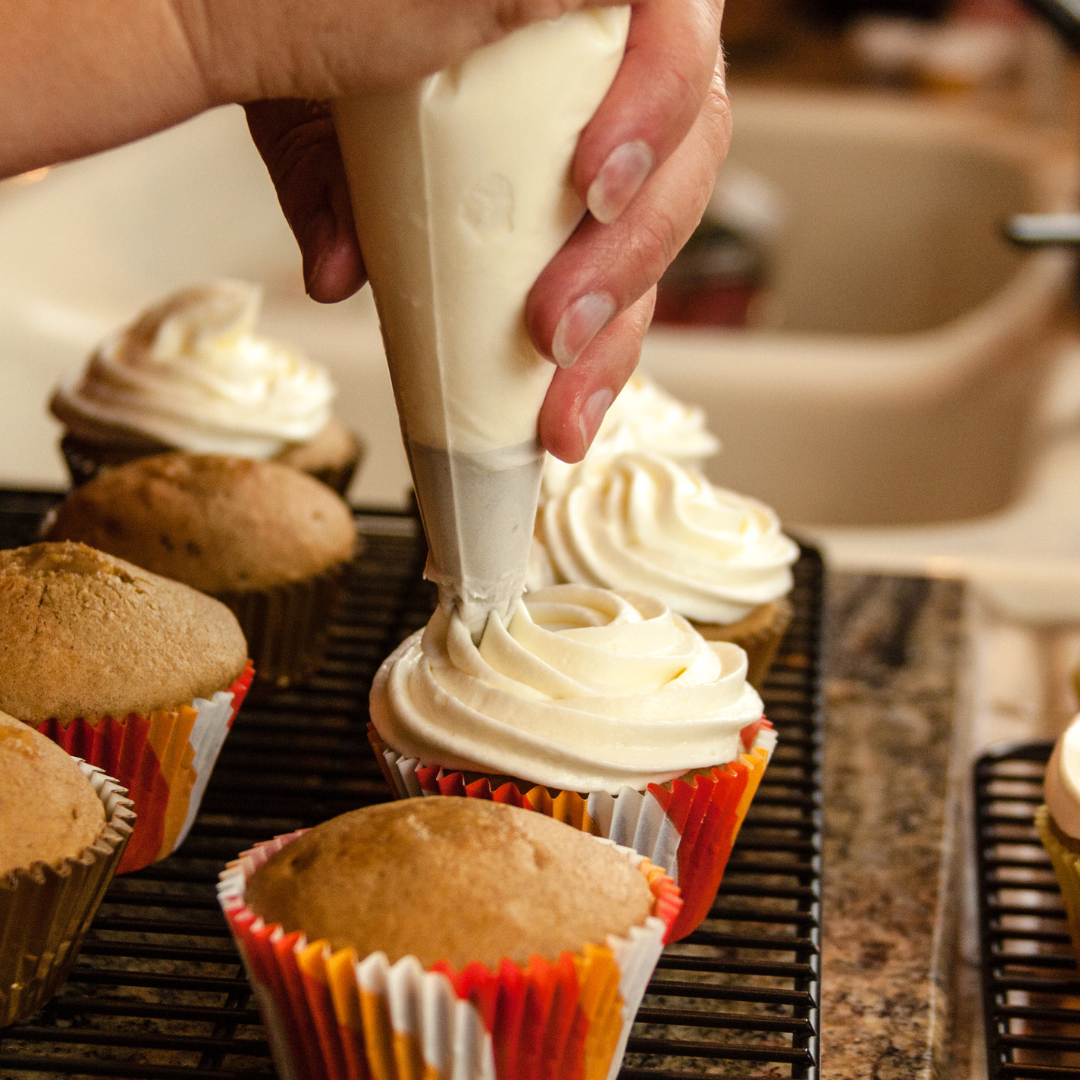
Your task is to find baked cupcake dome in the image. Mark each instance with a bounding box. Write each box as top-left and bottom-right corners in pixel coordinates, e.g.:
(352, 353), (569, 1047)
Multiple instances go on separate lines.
(221, 797), (680, 1080)
(0, 541), (250, 871)
(43, 453), (357, 686)
(0, 709), (134, 1024)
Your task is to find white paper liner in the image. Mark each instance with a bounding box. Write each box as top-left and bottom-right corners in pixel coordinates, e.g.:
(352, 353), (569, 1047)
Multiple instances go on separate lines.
(175, 687), (238, 850)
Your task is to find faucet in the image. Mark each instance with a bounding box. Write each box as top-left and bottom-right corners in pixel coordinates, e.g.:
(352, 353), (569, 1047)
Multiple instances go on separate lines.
(1005, 0), (1080, 247)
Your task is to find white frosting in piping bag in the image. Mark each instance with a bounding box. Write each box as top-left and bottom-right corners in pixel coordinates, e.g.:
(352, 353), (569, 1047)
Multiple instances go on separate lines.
(370, 583), (765, 794)
(50, 281), (335, 458)
(531, 450), (800, 624)
(1046, 712), (1080, 839)
(334, 9), (630, 636)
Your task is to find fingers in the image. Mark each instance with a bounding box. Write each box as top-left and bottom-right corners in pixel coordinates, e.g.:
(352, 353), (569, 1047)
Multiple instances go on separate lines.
(527, 58), (730, 367)
(243, 99), (366, 303)
(573, 0), (723, 224)
(539, 289), (656, 462)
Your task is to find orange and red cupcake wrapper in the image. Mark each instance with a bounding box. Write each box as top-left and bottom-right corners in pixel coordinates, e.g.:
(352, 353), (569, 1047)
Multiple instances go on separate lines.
(219, 830), (680, 1080)
(37, 661), (253, 873)
(369, 718), (774, 942)
(0, 760), (135, 1025)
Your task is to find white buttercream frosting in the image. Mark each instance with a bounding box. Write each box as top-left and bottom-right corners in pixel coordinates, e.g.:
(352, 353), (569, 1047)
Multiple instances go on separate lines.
(543, 374), (721, 499)
(51, 281), (335, 458)
(1046, 712), (1080, 839)
(531, 451), (800, 624)
(369, 583), (765, 794)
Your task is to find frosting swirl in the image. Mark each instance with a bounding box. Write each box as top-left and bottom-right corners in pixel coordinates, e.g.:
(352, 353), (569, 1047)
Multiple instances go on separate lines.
(532, 451), (799, 624)
(542, 373), (720, 499)
(1046, 711), (1080, 838)
(370, 583), (764, 794)
(51, 281), (334, 457)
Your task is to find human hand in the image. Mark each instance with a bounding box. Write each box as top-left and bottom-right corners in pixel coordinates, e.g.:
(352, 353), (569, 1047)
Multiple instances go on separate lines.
(242, 0), (730, 463)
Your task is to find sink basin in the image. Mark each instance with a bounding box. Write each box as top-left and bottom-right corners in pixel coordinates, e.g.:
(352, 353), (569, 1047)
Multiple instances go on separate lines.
(642, 88), (1076, 527)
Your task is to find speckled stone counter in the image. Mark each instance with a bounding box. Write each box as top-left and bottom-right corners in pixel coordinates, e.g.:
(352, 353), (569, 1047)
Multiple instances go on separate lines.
(822, 573), (969, 1078)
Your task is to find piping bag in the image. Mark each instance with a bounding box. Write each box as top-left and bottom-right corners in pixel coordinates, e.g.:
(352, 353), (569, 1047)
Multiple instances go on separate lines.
(333, 8), (630, 639)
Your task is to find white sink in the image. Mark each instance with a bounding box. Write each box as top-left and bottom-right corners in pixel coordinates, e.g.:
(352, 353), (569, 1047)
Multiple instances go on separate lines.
(643, 88), (1076, 528)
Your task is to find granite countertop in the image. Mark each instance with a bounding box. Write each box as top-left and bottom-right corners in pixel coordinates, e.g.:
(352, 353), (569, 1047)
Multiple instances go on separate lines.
(821, 572), (970, 1078)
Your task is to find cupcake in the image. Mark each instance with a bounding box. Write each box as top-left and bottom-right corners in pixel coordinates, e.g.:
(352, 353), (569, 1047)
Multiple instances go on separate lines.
(42, 453), (357, 688)
(369, 583), (775, 941)
(0, 709), (135, 1024)
(49, 280), (362, 495)
(218, 797), (680, 1080)
(1038, 711), (1080, 964)
(0, 542), (252, 873)
(529, 450), (799, 689)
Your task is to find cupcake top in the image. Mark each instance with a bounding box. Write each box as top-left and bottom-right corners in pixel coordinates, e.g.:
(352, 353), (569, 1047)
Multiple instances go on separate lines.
(0, 542), (248, 724)
(531, 450), (800, 624)
(43, 453), (357, 595)
(1046, 711), (1080, 838)
(542, 373), (720, 500)
(370, 583), (765, 794)
(0, 709), (106, 877)
(50, 280), (335, 458)
(244, 797), (655, 970)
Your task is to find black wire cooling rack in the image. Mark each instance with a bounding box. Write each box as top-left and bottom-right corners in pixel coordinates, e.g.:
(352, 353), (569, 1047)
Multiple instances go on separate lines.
(976, 740), (1080, 1079)
(0, 488), (823, 1079)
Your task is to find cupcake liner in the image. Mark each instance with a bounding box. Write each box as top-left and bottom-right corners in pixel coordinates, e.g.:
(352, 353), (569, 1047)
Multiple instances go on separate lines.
(58, 434), (160, 488)
(369, 720), (775, 942)
(219, 828), (680, 1080)
(1037, 804), (1080, 966)
(0, 760), (135, 1025)
(37, 662), (253, 873)
(218, 565), (348, 690)
(693, 597), (794, 691)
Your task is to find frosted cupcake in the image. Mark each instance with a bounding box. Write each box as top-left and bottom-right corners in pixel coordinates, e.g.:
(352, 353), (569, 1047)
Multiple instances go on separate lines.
(49, 280), (361, 495)
(0, 710), (134, 1025)
(541, 372), (720, 500)
(1038, 711), (1080, 964)
(0, 542), (252, 873)
(369, 583), (775, 940)
(530, 450), (799, 689)
(220, 797), (680, 1080)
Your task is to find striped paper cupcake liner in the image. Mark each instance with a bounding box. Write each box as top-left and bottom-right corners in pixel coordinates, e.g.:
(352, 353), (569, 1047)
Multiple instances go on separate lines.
(219, 828), (680, 1080)
(37, 661), (253, 873)
(369, 719), (775, 942)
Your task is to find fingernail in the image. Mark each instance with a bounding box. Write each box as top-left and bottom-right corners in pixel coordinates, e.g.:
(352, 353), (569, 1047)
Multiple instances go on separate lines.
(587, 140), (653, 224)
(304, 210), (337, 294)
(579, 388), (615, 453)
(552, 292), (616, 369)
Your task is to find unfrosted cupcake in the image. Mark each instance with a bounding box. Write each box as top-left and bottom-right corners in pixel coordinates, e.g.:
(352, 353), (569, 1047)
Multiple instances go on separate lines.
(0, 542), (251, 872)
(0, 710), (134, 1025)
(530, 450), (799, 689)
(43, 453), (357, 688)
(1038, 711), (1080, 964)
(369, 583), (775, 940)
(219, 797), (680, 1080)
(49, 280), (361, 495)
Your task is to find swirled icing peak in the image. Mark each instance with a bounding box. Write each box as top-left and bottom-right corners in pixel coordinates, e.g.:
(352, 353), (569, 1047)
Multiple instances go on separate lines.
(1046, 712), (1080, 839)
(543, 374), (720, 499)
(370, 583), (765, 794)
(51, 281), (335, 457)
(531, 450), (799, 624)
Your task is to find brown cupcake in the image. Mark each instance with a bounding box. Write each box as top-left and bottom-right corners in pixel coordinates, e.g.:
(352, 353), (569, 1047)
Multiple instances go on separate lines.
(0, 709), (134, 1024)
(0, 541), (250, 872)
(692, 597), (794, 690)
(43, 453), (358, 688)
(245, 796), (654, 971)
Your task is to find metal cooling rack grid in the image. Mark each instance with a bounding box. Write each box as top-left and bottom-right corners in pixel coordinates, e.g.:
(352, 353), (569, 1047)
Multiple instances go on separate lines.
(976, 741), (1080, 1079)
(0, 489), (823, 1079)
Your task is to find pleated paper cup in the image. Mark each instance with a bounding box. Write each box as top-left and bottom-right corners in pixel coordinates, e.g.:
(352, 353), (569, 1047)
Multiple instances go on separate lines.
(37, 662), (253, 873)
(0, 761), (135, 1025)
(369, 719), (775, 943)
(1037, 804), (1080, 966)
(218, 565), (348, 690)
(219, 828), (680, 1080)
